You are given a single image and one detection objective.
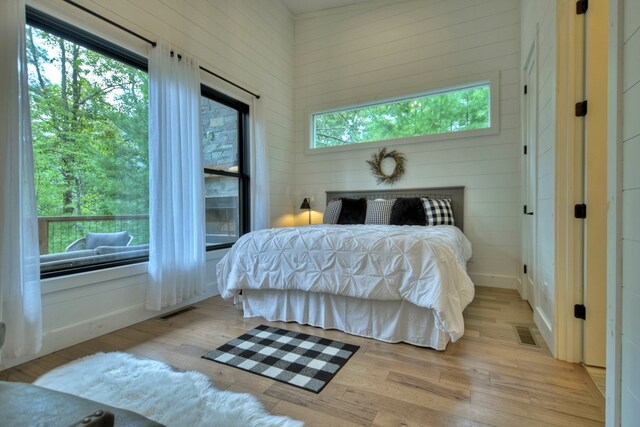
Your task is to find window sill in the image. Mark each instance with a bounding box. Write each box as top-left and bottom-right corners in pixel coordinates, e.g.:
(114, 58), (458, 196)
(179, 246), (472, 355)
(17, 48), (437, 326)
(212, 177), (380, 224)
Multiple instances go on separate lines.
(41, 261), (149, 295)
(41, 247), (230, 295)
(304, 126), (500, 156)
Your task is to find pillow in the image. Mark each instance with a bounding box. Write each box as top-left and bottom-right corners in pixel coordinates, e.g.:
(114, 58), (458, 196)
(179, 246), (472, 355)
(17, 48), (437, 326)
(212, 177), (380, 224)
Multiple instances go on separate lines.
(337, 198), (367, 224)
(85, 231), (131, 249)
(365, 199), (395, 225)
(389, 198), (427, 226)
(323, 200), (342, 224)
(423, 198), (455, 226)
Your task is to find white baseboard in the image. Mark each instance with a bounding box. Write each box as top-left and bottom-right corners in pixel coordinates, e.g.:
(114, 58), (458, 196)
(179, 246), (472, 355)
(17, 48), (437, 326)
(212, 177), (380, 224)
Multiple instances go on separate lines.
(534, 306), (555, 355)
(469, 273), (519, 289)
(515, 276), (524, 299)
(2, 286), (220, 370)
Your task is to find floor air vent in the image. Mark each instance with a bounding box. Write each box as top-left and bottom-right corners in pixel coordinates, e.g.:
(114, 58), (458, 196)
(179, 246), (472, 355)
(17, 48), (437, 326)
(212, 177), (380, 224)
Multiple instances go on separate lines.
(514, 325), (539, 347)
(159, 306), (196, 320)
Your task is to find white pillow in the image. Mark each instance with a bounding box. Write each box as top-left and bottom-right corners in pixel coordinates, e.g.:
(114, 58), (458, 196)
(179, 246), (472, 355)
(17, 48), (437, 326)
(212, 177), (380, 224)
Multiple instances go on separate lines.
(323, 200), (342, 224)
(365, 199), (395, 225)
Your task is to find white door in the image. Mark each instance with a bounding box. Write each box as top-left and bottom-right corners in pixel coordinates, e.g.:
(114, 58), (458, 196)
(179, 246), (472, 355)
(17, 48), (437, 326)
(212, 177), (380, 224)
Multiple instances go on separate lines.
(523, 47), (537, 307)
(581, 0), (607, 367)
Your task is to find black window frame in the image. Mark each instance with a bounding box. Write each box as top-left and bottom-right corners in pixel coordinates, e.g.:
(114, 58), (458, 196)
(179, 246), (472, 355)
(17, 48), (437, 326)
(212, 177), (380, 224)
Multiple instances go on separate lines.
(200, 84), (251, 251)
(26, 7), (147, 70)
(27, 7), (150, 279)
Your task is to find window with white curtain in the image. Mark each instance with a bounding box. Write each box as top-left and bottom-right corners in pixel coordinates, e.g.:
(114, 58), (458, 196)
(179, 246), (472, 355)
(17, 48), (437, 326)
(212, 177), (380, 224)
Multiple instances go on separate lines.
(200, 85), (250, 249)
(25, 7), (252, 277)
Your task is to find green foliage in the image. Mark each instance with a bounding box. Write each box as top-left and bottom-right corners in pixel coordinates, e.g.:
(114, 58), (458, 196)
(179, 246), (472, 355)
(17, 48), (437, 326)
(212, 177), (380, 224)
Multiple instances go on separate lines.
(27, 26), (149, 252)
(313, 85), (490, 148)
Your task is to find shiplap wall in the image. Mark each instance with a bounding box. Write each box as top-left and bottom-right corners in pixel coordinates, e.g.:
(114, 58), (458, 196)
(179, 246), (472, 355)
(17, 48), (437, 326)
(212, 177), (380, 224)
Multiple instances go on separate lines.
(621, 0), (640, 420)
(293, 0), (522, 288)
(4, 0), (295, 370)
(520, 0), (555, 345)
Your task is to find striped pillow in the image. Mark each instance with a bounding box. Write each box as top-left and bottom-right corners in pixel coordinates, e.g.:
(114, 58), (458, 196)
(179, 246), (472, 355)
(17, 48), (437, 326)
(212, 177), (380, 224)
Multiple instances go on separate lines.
(422, 198), (455, 226)
(365, 199), (395, 225)
(323, 200), (342, 224)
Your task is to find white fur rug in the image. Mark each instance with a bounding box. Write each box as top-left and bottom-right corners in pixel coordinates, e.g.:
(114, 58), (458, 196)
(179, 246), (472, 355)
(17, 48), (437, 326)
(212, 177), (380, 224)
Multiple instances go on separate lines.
(34, 352), (303, 427)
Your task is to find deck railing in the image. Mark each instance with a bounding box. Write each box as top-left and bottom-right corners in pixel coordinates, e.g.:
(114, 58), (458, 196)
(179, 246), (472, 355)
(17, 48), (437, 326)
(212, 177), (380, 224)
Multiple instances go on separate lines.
(38, 214), (150, 255)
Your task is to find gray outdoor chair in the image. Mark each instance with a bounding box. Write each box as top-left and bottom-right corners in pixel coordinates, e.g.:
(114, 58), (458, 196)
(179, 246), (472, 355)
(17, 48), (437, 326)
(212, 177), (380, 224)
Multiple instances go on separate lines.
(65, 231), (133, 252)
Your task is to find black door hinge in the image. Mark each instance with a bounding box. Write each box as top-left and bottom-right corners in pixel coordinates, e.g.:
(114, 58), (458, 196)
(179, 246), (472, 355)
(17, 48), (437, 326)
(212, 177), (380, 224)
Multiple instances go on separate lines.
(574, 304), (586, 320)
(575, 203), (587, 219)
(576, 0), (588, 14)
(575, 100), (588, 117)
(524, 264), (528, 274)
(524, 145), (528, 155)
(524, 85), (528, 95)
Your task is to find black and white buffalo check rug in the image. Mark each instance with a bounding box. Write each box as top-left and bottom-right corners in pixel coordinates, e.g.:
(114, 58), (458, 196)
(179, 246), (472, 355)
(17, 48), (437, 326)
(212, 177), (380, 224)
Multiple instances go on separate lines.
(202, 325), (359, 393)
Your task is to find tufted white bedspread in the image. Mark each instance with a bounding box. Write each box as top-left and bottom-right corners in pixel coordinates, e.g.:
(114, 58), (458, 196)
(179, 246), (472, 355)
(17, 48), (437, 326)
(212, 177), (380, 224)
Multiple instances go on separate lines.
(216, 224), (474, 342)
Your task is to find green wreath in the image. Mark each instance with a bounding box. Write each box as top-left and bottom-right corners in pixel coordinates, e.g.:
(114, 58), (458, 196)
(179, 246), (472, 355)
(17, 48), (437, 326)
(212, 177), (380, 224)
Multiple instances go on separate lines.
(366, 147), (406, 185)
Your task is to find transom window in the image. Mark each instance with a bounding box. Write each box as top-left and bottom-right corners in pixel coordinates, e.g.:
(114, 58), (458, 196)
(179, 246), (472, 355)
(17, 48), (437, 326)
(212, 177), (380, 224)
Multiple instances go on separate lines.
(312, 82), (491, 150)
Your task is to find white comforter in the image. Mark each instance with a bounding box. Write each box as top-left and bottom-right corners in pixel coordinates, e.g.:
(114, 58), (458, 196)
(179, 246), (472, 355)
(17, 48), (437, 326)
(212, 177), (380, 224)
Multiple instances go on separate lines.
(216, 224), (474, 341)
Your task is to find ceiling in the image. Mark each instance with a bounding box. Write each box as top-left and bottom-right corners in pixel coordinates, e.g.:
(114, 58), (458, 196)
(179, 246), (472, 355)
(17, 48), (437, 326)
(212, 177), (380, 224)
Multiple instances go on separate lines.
(282, 0), (375, 15)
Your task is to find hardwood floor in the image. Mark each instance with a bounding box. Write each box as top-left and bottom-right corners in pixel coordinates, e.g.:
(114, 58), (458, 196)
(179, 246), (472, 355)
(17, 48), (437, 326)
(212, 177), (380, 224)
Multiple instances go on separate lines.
(1, 287), (605, 426)
(584, 366), (606, 397)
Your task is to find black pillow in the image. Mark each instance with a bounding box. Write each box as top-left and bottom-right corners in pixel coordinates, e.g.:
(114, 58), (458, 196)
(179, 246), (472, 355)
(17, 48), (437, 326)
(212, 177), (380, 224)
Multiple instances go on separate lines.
(337, 198), (367, 224)
(390, 198), (427, 226)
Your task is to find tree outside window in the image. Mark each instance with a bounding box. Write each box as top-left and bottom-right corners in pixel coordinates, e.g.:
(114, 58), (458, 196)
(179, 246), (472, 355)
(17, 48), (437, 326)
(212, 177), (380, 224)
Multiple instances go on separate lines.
(313, 83), (491, 149)
(27, 21), (149, 273)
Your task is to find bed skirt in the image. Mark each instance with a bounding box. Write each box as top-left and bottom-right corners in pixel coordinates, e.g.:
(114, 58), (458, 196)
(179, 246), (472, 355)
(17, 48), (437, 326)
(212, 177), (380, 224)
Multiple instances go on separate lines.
(241, 289), (450, 350)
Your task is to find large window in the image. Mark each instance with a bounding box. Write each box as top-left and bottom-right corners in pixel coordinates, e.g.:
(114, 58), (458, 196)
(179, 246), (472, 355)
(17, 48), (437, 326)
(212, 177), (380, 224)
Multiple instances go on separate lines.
(200, 86), (250, 249)
(312, 82), (492, 149)
(27, 9), (149, 276)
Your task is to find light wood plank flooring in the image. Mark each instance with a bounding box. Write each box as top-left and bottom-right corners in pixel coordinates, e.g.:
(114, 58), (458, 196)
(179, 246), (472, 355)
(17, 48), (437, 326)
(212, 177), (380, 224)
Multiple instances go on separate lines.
(584, 366), (606, 397)
(1, 287), (605, 426)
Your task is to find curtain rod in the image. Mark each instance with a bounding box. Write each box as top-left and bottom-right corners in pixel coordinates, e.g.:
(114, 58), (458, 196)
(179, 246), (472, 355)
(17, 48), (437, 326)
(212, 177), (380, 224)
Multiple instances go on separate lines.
(62, 0), (261, 99)
(62, 0), (156, 46)
(199, 66), (259, 99)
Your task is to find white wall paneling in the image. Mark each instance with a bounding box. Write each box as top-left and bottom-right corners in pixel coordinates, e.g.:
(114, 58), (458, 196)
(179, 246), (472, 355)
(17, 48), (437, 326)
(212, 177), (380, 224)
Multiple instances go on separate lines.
(608, 0), (640, 423)
(2, 0), (295, 369)
(620, 0), (640, 418)
(4, 250), (226, 369)
(293, 0), (522, 289)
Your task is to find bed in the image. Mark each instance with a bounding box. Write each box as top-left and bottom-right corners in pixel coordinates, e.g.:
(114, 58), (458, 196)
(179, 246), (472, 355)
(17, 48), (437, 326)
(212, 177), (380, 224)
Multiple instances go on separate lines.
(216, 187), (474, 350)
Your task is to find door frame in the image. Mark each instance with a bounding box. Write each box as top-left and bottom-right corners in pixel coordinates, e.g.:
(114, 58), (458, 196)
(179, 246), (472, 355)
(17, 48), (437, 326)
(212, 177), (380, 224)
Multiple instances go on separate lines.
(582, 0), (609, 368)
(555, 0), (609, 368)
(606, 0), (622, 424)
(522, 40), (537, 306)
(554, 0), (585, 362)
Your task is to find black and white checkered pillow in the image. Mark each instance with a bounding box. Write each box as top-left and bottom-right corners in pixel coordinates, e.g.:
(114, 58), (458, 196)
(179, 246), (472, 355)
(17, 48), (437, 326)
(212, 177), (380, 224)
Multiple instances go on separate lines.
(323, 200), (342, 224)
(365, 199), (395, 225)
(422, 198), (455, 226)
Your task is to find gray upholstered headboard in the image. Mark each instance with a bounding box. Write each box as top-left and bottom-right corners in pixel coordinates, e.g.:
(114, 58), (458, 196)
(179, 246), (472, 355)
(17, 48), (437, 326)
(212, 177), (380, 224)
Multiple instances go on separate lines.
(325, 186), (465, 231)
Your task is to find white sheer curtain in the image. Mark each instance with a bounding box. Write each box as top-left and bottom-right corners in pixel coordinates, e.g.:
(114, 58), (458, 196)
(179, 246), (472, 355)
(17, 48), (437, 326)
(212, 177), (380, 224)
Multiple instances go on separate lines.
(146, 41), (206, 311)
(0, 0), (43, 358)
(250, 98), (270, 230)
